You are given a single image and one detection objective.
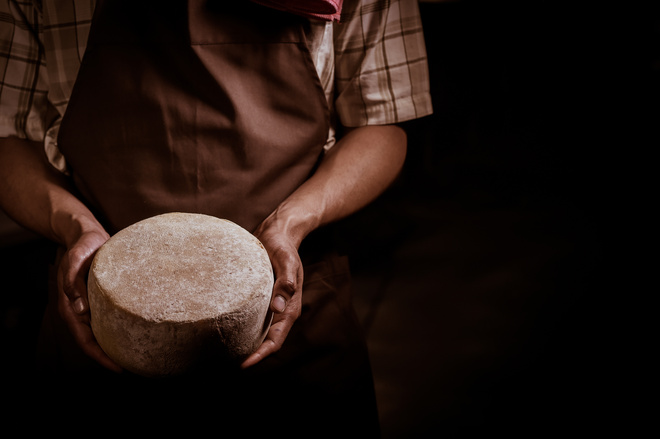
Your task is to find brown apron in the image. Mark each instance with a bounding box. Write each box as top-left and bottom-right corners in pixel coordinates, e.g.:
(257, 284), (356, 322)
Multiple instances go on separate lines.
(58, 0), (329, 234)
(37, 0), (378, 433)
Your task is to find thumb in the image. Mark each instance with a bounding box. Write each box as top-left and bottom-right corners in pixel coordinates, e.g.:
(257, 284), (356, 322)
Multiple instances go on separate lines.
(269, 248), (303, 313)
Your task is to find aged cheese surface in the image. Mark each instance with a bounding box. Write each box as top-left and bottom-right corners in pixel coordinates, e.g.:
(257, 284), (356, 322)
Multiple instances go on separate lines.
(88, 212), (273, 377)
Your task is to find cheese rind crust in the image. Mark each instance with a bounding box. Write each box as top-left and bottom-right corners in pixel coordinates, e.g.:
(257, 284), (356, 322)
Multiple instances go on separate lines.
(88, 213), (273, 377)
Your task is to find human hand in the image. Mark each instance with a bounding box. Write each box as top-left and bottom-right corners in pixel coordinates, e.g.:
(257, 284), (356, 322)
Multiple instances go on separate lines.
(57, 227), (122, 373)
(240, 216), (304, 368)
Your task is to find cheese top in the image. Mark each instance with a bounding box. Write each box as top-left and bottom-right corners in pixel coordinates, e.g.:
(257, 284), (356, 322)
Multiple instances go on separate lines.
(89, 213), (273, 323)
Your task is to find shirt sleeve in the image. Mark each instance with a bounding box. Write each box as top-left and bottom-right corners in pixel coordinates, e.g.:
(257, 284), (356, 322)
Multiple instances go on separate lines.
(0, 0), (56, 141)
(333, 0), (433, 127)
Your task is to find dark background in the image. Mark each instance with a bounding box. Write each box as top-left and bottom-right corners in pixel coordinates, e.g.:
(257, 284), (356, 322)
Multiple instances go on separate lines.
(336, 1), (649, 435)
(1, 0), (652, 435)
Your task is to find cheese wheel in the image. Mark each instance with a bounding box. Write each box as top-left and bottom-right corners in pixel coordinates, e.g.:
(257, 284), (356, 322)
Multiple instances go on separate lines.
(88, 212), (273, 377)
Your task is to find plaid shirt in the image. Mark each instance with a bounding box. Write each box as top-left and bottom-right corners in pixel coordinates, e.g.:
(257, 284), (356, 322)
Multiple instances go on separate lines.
(1, 0), (432, 172)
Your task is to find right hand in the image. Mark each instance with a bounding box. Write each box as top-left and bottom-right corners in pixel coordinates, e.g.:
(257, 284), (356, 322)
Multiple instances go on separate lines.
(56, 226), (122, 373)
(240, 217), (304, 368)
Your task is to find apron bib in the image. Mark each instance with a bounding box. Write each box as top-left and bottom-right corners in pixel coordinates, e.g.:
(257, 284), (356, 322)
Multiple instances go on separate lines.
(57, 0), (329, 234)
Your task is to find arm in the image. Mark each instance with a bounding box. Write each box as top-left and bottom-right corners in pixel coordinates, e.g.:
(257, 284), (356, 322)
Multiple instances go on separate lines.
(0, 137), (121, 372)
(242, 124), (406, 367)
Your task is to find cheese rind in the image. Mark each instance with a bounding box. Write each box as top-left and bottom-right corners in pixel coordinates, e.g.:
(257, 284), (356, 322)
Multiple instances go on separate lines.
(88, 213), (273, 377)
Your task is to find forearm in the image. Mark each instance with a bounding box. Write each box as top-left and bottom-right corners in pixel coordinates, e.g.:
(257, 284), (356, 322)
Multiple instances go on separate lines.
(257, 125), (407, 247)
(0, 137), (104, 247)
(245, 124), (406, 367)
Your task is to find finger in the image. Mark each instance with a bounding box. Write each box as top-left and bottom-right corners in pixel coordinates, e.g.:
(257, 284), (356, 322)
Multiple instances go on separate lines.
(240, 337), (276, 369)
(268, 251), (303, 312)
(58, 288), (122, 373)
(270, 276), (297, 313)
(240, 309), (297, 369)
(78, 333), (123, 373)
(58, 261), (85, 316)
(69, 313), (123, 373)
(271, 294), (287, 312)
(59, 246), (95, 314)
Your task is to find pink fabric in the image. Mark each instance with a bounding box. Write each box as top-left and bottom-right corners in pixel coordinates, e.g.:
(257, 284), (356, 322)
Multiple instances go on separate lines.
(250, 0), (343, 22)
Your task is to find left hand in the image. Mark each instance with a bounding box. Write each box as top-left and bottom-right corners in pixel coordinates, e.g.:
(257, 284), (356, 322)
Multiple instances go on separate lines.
(240, 214), (304, 368)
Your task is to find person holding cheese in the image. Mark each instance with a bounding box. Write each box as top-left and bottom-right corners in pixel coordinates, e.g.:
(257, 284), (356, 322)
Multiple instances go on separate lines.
(0, 0), (432, 431)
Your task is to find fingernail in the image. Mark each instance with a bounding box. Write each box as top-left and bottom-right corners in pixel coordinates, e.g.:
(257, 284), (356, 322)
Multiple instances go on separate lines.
(73, 298), (86, 314)
(272, 295), (286, 312)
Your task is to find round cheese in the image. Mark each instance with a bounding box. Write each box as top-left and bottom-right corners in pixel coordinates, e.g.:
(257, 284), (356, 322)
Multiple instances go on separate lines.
(87, 212), (273, 377)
